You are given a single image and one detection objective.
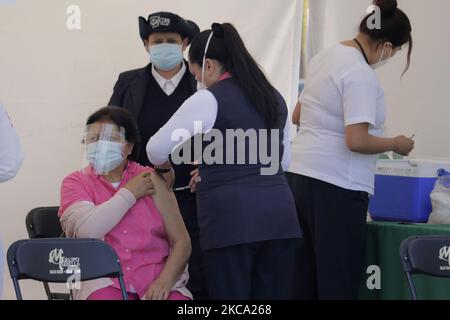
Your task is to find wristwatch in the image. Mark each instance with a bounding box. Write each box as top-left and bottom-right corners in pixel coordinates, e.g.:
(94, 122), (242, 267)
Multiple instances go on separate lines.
(155, 167), (172, 174)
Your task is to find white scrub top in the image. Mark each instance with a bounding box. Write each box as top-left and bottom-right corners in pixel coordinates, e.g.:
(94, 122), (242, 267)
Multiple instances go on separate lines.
(0, 103), (24, 182)
(288, 44), (387, 195)
(0, 237), (3, 299)
(0, 103), (23, 298)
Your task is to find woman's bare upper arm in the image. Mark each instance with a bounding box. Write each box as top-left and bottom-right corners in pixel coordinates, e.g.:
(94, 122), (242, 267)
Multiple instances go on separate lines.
(150, 173), (189, 244)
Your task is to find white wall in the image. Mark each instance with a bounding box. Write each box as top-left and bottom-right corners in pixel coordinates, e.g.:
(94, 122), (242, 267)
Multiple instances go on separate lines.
(314, 0), (450, 159)
(0, 0), (302, 299)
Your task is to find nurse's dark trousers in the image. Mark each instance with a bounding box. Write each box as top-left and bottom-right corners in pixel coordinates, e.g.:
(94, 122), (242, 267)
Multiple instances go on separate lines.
(285, 173), (369, 300)
(203, 238), (300, 300)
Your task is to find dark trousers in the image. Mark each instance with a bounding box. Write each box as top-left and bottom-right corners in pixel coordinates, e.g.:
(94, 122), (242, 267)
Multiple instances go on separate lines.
(285, 173), (369, 300)
(203, 239), (300, 300)
(175, 190), (209, 300)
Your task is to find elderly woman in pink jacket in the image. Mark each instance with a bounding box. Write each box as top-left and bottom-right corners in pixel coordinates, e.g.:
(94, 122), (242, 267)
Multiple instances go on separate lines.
(58, 106), (191, 300)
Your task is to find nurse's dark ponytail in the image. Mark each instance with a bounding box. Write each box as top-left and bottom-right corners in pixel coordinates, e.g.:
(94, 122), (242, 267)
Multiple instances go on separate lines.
(189, 23), (281, 129)
(360, 0), (413, 74)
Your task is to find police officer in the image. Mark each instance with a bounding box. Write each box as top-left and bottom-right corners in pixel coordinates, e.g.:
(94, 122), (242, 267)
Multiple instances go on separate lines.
(108, 12), (207, 299)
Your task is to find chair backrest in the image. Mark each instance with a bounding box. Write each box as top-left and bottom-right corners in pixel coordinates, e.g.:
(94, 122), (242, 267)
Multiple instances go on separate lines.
(400, 235), (450, 277)
(7, 238), (123, 283)
(25, 207), (63, 238)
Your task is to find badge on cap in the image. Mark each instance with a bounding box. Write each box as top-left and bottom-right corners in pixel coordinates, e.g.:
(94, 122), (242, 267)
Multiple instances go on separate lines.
(149, 16), (171, 29)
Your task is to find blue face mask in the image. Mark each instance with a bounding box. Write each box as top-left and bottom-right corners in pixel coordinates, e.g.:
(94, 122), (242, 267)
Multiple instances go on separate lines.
(86, 141), (125, 175)
(149, 43), (183, 71)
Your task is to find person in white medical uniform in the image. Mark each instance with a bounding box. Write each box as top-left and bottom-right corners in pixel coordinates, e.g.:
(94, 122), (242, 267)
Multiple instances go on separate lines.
(0, 102), (24, 299)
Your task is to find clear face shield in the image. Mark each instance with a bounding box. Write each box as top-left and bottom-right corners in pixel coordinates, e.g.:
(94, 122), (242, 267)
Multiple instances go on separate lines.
(83, 123), (128, 175)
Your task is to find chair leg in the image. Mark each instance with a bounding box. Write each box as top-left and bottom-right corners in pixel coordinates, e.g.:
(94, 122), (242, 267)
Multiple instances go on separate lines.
(405, 272), (418, 300)
(118, 276), (128, 300)
(43, 282), (53, 300)
(12, 278), (23, 300)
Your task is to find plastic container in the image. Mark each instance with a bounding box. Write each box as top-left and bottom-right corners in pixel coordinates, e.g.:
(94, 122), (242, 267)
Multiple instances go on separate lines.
(369, 159), (450, 223)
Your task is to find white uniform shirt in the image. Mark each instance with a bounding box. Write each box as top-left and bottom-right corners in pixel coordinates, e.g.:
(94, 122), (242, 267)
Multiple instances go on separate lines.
(288, 44), (387, 195)
(0, 103), (24, 182)
(0, 103), (24, 298)
(151, 63), (186, 96)
(0, 236), (3, 299)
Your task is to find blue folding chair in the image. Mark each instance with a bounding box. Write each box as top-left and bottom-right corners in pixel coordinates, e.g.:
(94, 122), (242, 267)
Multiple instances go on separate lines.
(400, 235), (450, 300)
(25, 206), (69, 299)
(7, 238), (128, 300)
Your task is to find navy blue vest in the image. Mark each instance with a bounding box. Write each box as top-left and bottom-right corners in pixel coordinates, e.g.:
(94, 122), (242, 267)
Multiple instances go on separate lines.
(196, 79), (302, 250)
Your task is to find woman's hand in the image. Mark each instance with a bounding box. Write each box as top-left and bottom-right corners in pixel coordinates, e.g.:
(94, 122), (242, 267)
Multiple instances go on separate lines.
(144, 278), (173, 300)
(393, 135), (415, 156)
(123, 171), (154, 200)
(189, 168), (201, 193)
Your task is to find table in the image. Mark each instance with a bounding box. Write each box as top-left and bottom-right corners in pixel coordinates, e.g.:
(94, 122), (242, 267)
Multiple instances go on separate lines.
(359, 221), (450, 300)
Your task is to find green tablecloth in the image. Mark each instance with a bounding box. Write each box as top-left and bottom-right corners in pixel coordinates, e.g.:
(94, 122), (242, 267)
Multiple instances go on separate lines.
(359, 221), (450, 300)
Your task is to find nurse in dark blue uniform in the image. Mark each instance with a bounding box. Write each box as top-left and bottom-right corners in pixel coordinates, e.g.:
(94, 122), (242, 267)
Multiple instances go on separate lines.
(147, 23), (302, 299)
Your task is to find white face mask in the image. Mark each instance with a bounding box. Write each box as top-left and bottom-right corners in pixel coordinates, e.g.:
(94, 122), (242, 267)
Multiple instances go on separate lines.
(149, 43), (183, 71)
(86, 141), (125, 175)
(371, 45), (393, 70)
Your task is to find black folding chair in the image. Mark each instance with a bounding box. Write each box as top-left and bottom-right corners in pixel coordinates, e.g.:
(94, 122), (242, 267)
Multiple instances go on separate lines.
(26, 207), (64, 239)
(400, 235), (450, 300)
(7, 238), (128, 300)
(25, 207), (69, 299)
